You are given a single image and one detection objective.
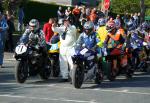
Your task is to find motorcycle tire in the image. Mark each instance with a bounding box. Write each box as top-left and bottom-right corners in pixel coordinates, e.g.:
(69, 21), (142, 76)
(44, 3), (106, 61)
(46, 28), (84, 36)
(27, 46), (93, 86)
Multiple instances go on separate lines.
(107, 73), (116, 81)
(142, 62), (150, 73)
(39, 67), (51, 80)
(104, 61), (116, 81)
(72, 64), (84, 89)
(125, 65), (133, 79)
(107, 69), (116, 81)
(15, 60), (28, 83)
(39, 60), (51, 80)
(51, 59), (60, 77)
(95, 70), (103, 84)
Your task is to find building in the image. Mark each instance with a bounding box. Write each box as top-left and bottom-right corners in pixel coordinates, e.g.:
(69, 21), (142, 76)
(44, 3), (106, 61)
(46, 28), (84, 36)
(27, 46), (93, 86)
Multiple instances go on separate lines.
(71, 0), (100, 6)
(33, 0), (101, 6)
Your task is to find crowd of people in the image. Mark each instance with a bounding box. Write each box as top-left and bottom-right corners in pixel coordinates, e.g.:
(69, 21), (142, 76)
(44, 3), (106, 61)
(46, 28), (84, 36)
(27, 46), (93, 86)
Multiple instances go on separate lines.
(0, 5), (150, 83)
(0, 4), (24, 68)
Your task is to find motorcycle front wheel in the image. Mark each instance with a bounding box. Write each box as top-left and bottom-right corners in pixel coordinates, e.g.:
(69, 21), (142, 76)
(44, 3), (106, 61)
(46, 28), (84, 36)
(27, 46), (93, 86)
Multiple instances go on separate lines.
(72, 64), (84, 89)
(15, 60), (28, 83)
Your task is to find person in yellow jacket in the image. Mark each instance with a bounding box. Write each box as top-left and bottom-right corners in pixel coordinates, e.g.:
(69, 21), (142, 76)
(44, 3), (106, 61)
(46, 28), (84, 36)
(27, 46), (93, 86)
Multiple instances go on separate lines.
(96, 18), (108, 48)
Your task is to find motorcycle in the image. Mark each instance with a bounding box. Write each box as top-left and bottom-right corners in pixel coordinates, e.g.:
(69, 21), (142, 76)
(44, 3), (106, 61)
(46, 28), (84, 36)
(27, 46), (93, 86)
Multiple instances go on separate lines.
(47, 42), (60, 77)
(71, 47), (103, 88)
(130, 31), (150, 72)
(102, 48), (132, 81)
(14, 42), (51, 83)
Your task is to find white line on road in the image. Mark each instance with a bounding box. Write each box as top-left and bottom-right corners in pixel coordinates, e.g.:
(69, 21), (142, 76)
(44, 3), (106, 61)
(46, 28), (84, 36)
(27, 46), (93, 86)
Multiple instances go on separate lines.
(0, 83), (18, 85)
(4, 59), (15, 61)
(0, 94), (95, 103)
(1, 82), (150, 96)
(97, 89), (150, 95)
(61, 86), (150, 96)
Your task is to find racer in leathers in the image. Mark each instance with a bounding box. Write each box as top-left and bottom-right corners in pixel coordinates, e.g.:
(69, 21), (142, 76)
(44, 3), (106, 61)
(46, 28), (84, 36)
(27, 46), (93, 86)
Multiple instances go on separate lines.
(75, 21), (100, 52)
(19, 19), (48, 66)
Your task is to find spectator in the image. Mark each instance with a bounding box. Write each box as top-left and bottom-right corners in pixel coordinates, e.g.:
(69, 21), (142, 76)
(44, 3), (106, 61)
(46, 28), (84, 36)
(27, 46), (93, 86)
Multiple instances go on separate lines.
(0, 12), (8, 68)
(114, 15), (121, 29)
(122, 13), (129, 29)
(79, 7), (87, 26)
(97, 9), (105, 18)
(18, 5), (24, 32)
(89, 8), (97, 23)
(52, 17), (77, 82)
(85, 7), (91, 17)
(138, 12), (141, 25)
(43, 18), (54, 43)
(72, 5), (81, 27)
(65, 7), (72, 18)
(133, 13), (139, 28)
(5, 10), (15, 52)
(65, 7), (73, 25)
(126, 16), (136, 31)
(57, 6), (64, 25)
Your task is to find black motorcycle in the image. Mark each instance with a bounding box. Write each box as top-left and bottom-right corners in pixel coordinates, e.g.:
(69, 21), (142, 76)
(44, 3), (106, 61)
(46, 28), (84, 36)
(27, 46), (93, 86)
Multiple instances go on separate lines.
(14, 42), (51, 83)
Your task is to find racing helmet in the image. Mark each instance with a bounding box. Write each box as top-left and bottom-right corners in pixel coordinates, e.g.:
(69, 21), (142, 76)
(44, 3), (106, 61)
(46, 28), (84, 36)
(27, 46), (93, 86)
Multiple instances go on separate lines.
(83, 21), (94, 34)
(106, 20), (116, 32)
(141, 21), (150, 31)
(126, 19), (136, 31)
(29, 19), (40, 32)
(98, 18), (106, 26)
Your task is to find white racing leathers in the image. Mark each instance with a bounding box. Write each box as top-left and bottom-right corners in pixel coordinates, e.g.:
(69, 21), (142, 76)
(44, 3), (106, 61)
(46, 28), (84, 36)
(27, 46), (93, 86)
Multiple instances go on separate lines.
(52, 25), (77, 79)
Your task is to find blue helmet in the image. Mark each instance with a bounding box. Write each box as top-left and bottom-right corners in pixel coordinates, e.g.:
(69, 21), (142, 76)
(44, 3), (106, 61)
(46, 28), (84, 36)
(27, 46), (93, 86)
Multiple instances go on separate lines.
(84, 21), (94, 30)
(140, 21), (150, 31)
(98, 18), (106, 26)
(84, 21), (94, 34)
(127, 20), (136, 31)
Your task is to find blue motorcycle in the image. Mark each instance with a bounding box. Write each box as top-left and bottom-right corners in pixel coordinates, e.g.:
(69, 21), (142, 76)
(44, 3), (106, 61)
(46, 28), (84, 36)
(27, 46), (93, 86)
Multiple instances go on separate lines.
(71, 47), (103, 88)
(130, 31), (150, 72)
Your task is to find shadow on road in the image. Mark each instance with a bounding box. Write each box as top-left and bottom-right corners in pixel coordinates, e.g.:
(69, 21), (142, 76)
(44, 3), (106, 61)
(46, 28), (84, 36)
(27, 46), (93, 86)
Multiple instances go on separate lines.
(0, 72), (15, 83)
(82, 72), (150, 89)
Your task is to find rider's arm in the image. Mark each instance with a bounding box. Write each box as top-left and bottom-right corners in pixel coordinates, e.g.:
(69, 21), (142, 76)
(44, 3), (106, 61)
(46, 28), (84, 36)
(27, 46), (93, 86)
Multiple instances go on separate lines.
(75, 33), (84, 47)
(108, 33), (121, 41)
(52, 25), (64, 34)
(39, 30), (47, 47)
(19, 29), (30, 44)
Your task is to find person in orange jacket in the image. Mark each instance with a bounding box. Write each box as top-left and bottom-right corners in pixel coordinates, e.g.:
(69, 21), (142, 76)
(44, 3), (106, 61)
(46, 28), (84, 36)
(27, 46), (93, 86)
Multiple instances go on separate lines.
(105, 20), (125, 75)
(89, 9), (97, 23)
(72, 5), (81, 27)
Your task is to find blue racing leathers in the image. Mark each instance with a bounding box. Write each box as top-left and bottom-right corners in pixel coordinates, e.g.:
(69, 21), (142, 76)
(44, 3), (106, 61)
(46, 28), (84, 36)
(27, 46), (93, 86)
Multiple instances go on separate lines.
(75, 31), (100, 51)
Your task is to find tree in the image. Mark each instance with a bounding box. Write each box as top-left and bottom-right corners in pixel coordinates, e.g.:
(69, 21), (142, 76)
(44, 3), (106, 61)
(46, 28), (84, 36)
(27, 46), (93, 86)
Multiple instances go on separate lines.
(140, 0), (145, 23)
(110, 0), (140, 14)
(1, 0), (29, 15)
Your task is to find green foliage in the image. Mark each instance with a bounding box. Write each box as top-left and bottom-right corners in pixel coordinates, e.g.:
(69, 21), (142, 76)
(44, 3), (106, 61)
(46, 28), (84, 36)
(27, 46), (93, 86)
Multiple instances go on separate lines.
(110, 0), (150, 15)
(1, 0), (28, 14)
(2, 0), (9, 11)
(110, 0), (140, 14)
(145, 0), (150, 16)
(146, 9), (150, 16)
